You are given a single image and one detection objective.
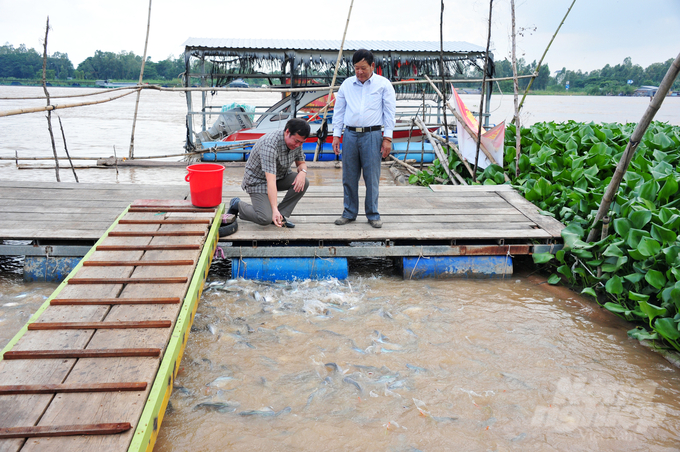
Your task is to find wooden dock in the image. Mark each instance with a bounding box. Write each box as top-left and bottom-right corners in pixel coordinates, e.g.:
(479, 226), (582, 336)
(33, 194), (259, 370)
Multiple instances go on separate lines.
(0, 200), (222, 452)
(219, 184), (564, 259)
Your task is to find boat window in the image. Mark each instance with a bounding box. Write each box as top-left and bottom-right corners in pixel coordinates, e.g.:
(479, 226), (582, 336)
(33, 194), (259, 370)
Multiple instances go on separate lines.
(298, 94), (335, 124)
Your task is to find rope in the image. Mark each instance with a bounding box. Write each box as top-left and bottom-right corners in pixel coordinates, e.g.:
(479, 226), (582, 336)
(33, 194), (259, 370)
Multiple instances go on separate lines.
(409, 247), (430, 280)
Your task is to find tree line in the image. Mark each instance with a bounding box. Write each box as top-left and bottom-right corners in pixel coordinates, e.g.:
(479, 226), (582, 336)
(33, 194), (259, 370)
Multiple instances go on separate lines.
(1, 42), (678, 94)
(0, 43), (184, 82)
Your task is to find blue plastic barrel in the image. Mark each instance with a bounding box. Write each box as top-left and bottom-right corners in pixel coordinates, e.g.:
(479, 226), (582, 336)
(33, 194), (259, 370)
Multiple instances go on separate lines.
(401, 255), (512, 279)
(232, 257), (348, 281)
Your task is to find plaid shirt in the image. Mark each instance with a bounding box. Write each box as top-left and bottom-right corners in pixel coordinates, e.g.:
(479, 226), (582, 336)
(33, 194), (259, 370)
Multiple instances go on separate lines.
(241, 130), (305, 194)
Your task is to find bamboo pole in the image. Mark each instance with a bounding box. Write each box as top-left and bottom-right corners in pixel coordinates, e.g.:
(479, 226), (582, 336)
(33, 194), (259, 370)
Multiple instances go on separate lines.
(388, 155), (446, 184)
(129, 0), (153, 159)
(41, 17), (60, 182)
(514, 0), (576, 121)
(415, 116), (465, 185)
(474, 0), (494, 180)
(511, 0), (521, 177)
(0, 89), (140, 118)
(423, 75), (505, 175)
(431, 133), (475, 179)
(57, 116), (78, 182)
(438, 0), (449, 138)
(586, 51), (680, 243)
(313, 0), (354, 162)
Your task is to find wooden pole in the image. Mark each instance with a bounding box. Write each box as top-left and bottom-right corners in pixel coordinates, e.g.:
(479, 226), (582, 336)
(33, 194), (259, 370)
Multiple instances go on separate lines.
(511, 0), (521, 177)
(474, 0), (494, 180)
(41, 17), (60, 182)
(514, 0), (576, 121)
(313, 0), (354, 162)
(128, 0), (153, 159)
(1, 89), (139, 118)
(431, 133), (475, 179)
(439, 0), (449, 138)
(415, 116), (466, 185)
(586, 51), (680, 243)
(57, 116), (78, 182)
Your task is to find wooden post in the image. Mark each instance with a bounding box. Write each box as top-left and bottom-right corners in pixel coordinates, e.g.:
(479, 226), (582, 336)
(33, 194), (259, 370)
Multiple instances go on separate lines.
(511, 0), (521, 177)
(586, 51), (680, 243)
(313, 0), (354, 162)
(129, 0), (153, 159)
(439, 0), (449, 138)
(42, 16), (60, 182)
(415, 117), (466, 185)
(474, 0), (494, 179)
(57, 116), (78, 182)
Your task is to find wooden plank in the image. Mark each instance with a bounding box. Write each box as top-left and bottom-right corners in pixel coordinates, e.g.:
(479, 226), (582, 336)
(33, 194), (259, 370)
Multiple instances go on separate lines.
(118, 219), (211, 224)
(50, 298), (181, 306)
(28, 321), (172, 330)
(496, 190), (566, 238)
(0, 382), (147, 395)
(68, 277), (188, 285)
(128, 207), (214, 213)
(3, 349), (162, 360)
(82, 260), (194, 267)
(95, 244), (201, 251)
(0, 423), (131, 439)
(107, 231), (205, 237)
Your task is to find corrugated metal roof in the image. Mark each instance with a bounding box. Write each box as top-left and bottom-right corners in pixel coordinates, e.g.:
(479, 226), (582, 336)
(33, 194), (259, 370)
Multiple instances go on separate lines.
(182, 38), (485, 54)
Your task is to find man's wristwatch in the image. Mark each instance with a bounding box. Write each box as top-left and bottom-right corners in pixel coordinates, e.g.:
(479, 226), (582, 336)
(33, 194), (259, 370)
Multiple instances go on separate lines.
(299, 169), (307, 173)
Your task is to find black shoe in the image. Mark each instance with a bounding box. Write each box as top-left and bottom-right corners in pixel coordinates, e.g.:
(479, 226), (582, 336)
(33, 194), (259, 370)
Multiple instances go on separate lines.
(273, 216), (295, 228)
(227, 197), (240, 216)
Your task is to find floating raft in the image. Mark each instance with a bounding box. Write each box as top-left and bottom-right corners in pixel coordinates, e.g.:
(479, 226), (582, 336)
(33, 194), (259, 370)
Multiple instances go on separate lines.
(0, 200), (222, 452)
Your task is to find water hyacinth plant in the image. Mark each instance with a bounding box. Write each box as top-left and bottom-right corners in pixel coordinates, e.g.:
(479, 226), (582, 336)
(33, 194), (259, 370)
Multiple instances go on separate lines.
(409, 120), (680, 351)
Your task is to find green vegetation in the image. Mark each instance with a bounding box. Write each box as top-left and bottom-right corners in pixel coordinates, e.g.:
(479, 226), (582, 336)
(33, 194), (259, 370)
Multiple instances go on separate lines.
(1, 42), (678, 93)
(0, 44), (184, 84)
(410, 120), (680, 351)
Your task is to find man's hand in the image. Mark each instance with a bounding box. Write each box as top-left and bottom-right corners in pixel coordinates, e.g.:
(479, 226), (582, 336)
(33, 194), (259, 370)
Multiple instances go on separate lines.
(332, 136), (341, 155)
(381, 138), (392, 158)
(271, 208), (283, 227)
(293, 171), (306, 192)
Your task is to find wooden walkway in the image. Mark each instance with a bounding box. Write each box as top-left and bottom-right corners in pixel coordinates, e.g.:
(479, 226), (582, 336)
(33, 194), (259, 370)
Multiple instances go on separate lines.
(0, 200), (221, 452)
(0, 181), (189, 241)
(220, 184), (564, 258)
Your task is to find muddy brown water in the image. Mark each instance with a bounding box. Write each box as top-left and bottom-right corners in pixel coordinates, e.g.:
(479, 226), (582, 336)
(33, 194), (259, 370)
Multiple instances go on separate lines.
(1, 87), (680, 450)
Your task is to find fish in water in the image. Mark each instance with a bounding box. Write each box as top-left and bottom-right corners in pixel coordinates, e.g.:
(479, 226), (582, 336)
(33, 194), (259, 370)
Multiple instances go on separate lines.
(207, 324), (217, 335)
(173, 385), (192, 396)
(500, 372), (532, 389)
(373, 330), (390, 343)
(3, 302), (19, 307)
(194, 401), (240, 413)
(349, 340), (366, 354)
(325, 362), (340, 373)
(206, 376), (238, 388)
(406, 364), (428, 373)
(511, 433), (527, 442)
(253, 291), (263, 302)
(343, 377), (363, 393)
(239, 406), (291, 417)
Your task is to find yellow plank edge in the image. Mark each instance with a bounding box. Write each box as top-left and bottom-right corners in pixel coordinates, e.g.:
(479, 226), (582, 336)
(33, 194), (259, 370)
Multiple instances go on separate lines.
(0, 205), (132, 360)
(128, 203), (224, 452)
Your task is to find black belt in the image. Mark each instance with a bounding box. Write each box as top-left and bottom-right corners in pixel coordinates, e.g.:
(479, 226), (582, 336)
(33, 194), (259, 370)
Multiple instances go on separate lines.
(347, 125), (382, 133)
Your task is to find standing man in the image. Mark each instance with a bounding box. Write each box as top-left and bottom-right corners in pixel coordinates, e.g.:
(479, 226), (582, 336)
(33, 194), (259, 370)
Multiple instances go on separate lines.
(332, 49), (396, 229)
(227, 118), (310, 228)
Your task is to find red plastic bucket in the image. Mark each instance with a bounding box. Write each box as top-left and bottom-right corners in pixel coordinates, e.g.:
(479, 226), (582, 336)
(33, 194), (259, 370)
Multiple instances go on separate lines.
(185, 163), (225, 207)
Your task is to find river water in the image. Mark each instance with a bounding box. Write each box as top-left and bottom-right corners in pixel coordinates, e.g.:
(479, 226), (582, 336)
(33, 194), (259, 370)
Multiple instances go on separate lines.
(1, 86), (680, 450)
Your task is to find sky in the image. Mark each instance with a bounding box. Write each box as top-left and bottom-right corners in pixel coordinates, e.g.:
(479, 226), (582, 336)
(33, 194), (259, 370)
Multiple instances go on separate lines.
(1, 0), (679, 74)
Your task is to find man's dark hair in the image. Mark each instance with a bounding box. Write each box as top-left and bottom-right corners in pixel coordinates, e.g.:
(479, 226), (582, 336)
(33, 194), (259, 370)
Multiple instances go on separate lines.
(285, 118), (311, 138)
(352, 49), (374, 66)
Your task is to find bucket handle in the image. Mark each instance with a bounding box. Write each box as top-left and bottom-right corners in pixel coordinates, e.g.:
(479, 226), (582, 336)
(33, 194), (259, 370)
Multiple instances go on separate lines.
(185, 173), (191, 182)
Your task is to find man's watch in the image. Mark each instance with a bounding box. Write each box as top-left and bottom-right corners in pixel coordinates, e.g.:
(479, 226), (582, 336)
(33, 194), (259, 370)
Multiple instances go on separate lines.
(299, 169), (307, 173)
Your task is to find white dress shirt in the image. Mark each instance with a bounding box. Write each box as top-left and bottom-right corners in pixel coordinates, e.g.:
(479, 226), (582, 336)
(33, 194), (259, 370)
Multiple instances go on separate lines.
(332, 73), (396, 139)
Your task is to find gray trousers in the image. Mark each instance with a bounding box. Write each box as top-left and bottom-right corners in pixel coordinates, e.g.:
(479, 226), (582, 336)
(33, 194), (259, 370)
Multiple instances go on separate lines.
(238, 172), (309, 225)
(340, 129), (382, 221)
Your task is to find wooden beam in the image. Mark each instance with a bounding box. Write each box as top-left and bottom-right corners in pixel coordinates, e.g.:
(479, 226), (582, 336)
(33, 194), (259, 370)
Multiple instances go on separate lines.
(83, 260), (194, 267)
(0, 382), (147, 395)
(118, 219), (211, 224)
(96, 244), (201, 251)
(51, 297), (181, 305)
(3, 348), (162, 359)
(128, 207), (214, 213)
(68, 277), (188, 285)
(107, 231), (205, 237)
(28, 320), (172, 330)
(0, 423), (132, 439)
